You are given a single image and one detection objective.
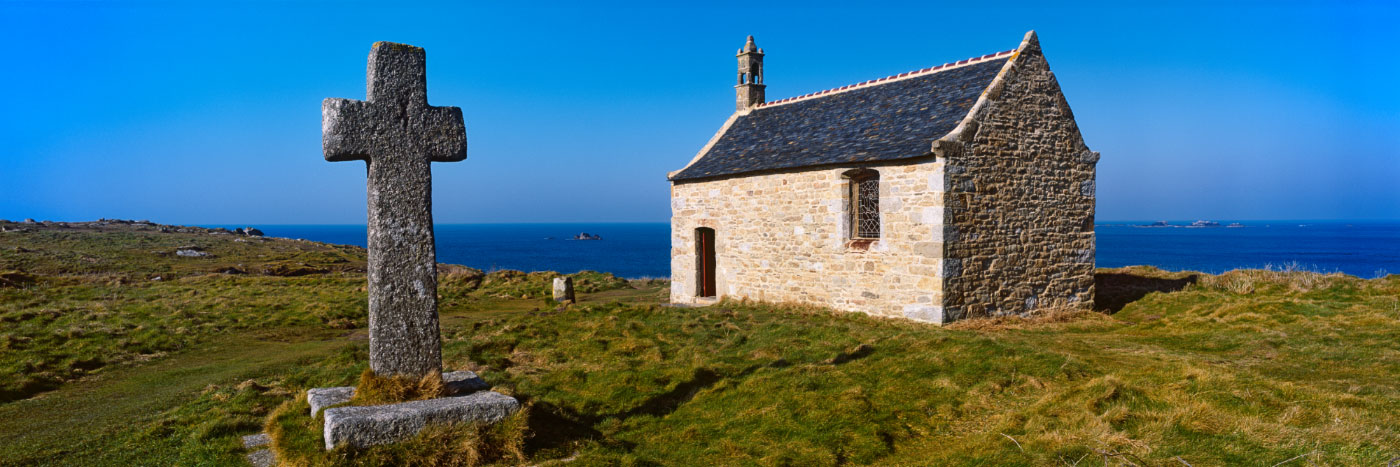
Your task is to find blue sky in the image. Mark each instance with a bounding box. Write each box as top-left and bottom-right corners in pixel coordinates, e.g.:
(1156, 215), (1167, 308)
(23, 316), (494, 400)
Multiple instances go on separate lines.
(1, 1), (1396, 224)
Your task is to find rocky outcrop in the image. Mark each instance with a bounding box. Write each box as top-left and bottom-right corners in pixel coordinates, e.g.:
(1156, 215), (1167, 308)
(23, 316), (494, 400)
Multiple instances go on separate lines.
(235, 227), (265, 237)
(176, 246), (211, 258)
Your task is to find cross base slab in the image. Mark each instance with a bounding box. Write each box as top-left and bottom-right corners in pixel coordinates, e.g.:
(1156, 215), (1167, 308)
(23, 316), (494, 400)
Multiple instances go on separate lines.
(308, 386), (355, 417)
(308, 370), (491, 417)
(322, 390), (519, 450)
(310, 371), (517, 450)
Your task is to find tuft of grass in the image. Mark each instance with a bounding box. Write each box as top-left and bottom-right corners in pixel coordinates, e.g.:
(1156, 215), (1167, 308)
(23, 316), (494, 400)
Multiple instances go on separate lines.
(948, 306), (1111, 331)
(266, 393), (321, 463)
(1200, 262), (1353, 295)
(348, 369), (446, 406)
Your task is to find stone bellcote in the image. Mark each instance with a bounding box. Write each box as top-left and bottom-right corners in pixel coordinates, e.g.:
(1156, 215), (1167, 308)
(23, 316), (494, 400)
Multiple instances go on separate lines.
(735, 35), (765, 111)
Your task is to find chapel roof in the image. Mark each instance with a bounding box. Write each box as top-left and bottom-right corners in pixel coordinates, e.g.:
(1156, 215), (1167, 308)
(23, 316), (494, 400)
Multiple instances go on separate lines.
(669, 49), (1015, 182)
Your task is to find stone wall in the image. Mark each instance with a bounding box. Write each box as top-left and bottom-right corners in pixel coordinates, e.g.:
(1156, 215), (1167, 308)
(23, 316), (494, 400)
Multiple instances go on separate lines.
(937, 35), (1098, 320)
(670, 159), (948, 322)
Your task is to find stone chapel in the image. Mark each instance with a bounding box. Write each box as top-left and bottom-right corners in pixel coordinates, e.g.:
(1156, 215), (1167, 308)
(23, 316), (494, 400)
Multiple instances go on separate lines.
(667, 31), (1099, 324)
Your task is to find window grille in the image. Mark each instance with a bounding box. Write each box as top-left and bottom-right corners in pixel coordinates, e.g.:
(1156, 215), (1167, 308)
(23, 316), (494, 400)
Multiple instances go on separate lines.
(855, 177), (880, 239)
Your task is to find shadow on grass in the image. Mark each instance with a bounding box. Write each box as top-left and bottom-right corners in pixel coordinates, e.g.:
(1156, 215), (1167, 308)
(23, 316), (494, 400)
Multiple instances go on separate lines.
(1094, 271), (1199, 313)
(829, 344), (874, 365)
(514, 369), (726, 457)
(0, 379), (62, 405)
(518, 351), (882, 460)
(519, 365), (764, 458)
(621, 368), (723, 419)
(519, 399), (630, 455)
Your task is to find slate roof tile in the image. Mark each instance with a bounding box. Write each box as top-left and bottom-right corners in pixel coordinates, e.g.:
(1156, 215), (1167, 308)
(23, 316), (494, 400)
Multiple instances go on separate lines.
(670, 54), (1010, 181)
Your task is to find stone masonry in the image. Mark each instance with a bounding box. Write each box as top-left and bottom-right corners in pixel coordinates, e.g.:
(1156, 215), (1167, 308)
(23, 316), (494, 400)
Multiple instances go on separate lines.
(669, 32), (1096, 323)
(936, 33), (1098, 321)
(671, 159), (948, 322)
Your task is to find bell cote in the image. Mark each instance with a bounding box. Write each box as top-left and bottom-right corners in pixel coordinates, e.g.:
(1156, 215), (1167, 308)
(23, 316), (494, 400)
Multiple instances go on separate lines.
(735, 35), (765, 111)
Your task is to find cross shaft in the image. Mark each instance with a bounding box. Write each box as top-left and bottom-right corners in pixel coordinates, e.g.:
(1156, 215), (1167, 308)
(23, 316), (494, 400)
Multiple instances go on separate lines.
(322, 42), (466, 378)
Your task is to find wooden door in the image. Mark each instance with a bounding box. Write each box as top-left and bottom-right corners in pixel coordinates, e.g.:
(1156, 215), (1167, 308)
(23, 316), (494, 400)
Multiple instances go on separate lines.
(696, 228), (716, 297)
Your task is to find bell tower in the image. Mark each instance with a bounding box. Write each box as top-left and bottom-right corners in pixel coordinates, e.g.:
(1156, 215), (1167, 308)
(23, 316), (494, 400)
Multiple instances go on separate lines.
(735, 35), (765, 111)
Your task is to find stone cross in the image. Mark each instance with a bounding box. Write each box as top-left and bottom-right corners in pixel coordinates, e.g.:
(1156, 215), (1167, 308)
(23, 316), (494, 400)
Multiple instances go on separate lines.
(322, 42), (466, 378)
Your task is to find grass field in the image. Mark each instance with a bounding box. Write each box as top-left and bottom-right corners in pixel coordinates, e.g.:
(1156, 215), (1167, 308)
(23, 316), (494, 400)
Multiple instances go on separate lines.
(0, 221), (1396, 465)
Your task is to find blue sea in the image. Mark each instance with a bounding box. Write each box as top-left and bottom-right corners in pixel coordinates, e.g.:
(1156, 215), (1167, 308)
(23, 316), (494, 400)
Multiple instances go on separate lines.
(213, 221), (1400, 279)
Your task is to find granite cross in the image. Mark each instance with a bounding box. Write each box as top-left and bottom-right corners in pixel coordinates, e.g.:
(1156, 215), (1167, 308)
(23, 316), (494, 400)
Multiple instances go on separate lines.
(322, 42), (466, 379)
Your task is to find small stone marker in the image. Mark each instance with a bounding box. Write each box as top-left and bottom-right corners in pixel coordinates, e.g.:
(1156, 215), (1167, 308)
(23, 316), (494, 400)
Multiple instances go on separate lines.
(323, 41), (466, 378)
(553, 276), (575, 303)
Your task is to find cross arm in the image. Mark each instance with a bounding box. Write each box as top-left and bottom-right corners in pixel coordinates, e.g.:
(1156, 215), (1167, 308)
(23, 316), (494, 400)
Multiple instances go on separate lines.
(422, 105), (467, 162)
(322, 98), (376, 162)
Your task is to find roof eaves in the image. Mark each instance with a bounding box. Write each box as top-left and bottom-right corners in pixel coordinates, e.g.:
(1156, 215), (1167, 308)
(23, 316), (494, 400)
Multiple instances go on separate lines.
(667, 110), (745, 180)
(670, 153), (939, 185)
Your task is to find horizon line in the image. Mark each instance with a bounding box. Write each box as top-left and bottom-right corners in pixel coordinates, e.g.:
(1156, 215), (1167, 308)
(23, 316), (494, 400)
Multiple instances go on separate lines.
(188, 218), (1400, 226)
(6, 218), (1400, 226)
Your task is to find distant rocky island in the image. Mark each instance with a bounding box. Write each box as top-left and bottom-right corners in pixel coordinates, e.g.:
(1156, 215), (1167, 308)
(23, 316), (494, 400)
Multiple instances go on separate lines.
(1137, 220), (1244, 228)
(572, 232), (602, 240)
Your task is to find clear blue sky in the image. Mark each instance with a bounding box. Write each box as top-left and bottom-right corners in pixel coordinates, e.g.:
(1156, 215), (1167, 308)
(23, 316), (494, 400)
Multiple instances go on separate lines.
(1, 1), (1396, 224)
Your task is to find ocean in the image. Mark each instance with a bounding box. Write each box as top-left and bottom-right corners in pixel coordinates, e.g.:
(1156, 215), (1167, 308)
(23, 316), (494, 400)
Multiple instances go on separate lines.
(220, 221), (1400, 279)
(232, 223), (672, 279)
(1095, 221), (1399, 277)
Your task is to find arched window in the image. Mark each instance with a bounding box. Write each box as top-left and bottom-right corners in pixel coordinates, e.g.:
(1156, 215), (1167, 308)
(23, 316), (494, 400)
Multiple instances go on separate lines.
(843, 169), (880, 239)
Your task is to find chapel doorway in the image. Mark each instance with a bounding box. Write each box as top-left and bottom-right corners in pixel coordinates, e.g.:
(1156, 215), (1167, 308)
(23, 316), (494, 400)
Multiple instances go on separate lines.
(696, 227), (717, 297)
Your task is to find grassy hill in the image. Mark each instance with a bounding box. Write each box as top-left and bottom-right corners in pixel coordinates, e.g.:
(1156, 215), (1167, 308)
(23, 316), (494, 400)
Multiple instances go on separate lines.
(0, 220), (1396, 465)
